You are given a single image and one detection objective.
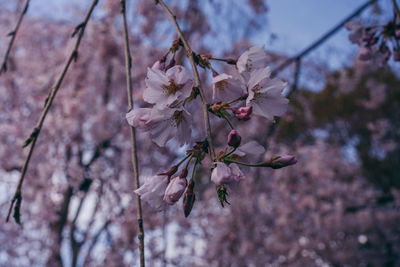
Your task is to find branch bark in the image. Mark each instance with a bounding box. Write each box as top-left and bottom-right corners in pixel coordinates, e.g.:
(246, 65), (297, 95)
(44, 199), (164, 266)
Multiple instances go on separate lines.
(156, 0), (216, 164)
(0, 0), (30, 75)
(6, 0), (99, 224)
(120, 1), (145, 266)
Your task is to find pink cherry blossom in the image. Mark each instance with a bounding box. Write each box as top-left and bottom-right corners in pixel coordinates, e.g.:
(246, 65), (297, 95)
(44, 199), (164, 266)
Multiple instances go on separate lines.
(245, 66), (289, 121)
(126, 107), (192, 147)
(143, 65), (194, 108)
(163, 176), (187, 205)
(211, 162), (246, 186)
(212, 73), (245, 101)
(236, 45), (268, 75)
(134, 174), (168, 210)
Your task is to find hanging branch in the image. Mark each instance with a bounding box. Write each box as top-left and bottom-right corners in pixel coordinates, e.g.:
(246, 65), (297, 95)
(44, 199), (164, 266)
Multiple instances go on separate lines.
(0, 0), (30, 75)
(156, 0), (216, 163)
(120, 1), (145, 266)
(6, 0), (99, 224)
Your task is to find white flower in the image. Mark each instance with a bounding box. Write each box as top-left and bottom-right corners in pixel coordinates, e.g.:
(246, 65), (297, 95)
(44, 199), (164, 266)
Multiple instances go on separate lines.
(236, 45), (268, 77)
(125, 107), (192, 147)
(245, 66), (288, 121)
(211, 162), (245, 186)
(212, 73), (244, 101)
(134, 174), (168, 210)
(143, 65), (194, 108)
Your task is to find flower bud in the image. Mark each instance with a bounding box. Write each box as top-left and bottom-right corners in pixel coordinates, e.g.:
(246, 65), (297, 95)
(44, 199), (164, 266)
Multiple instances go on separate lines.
(269, 155), (297, 169)
(163, 176), (187, 205)
(234, 106), (252, 120)
(227, 130), (241, 148)
(396, 29), (400, 38)
(183, 180), (195, 217)
(393, 49), (400, 62)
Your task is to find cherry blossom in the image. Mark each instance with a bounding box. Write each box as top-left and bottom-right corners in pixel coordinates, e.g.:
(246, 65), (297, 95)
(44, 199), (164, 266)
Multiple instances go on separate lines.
(126, 107), (192, 147)
(236, 45), (268, 75)
(212, 73), (244, 101)
(245, 66), (288, 121)
(143, 65), (194, 108)
(211, 162), (246, 186)
(135, 174), (168, 210)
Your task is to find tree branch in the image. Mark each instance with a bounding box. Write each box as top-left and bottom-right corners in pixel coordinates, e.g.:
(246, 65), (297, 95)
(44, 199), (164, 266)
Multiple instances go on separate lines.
(0, 0), (30, 75)
(156, 0), (216, 164)
(120, 1), (145, 266)
(6, 0), (99, 224)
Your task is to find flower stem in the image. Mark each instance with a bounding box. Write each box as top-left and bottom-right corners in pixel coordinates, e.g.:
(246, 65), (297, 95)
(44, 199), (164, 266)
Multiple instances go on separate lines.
(156, 0), (216, 165)
(120, 1), (145, 266)
(224, 159), (272, 168)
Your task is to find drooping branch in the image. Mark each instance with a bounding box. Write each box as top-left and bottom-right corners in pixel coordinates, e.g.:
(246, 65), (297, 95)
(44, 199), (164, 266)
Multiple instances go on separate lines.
(0, 0), (30, 75)
(156, 0), (216, 164)
(120, 1), (145, 266)
(6, 0), (99, 224)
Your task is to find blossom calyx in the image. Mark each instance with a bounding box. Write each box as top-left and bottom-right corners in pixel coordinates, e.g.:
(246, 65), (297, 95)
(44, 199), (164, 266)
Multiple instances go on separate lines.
(227, 130), (241, 148)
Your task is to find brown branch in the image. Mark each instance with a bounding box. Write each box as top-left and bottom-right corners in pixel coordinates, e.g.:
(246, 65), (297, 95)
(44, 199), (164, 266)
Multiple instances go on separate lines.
(393, 0), (400, 20)
(0, 0), (30, 75)
(156, 0), (216, 164)
(271, 0), (378, 77)
(6, 0), (99, 223)
(120, 1), (145, 266)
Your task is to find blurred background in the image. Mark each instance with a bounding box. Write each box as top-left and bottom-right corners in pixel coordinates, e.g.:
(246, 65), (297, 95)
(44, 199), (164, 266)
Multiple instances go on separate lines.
(0, 0), (400, 266)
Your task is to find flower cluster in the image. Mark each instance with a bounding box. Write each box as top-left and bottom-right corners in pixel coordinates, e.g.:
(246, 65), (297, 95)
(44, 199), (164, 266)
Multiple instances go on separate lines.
(345, 20), (400, 63)
(127, 45), (296, 216)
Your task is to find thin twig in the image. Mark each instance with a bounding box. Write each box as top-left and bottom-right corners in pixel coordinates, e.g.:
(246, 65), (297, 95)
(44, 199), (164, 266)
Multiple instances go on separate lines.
(156, 0), (216, 164)
(120, 1), (145, 266)
(6, 0), (99, 223)
(271, 0), (378, 77)
(0, 0), (30, 75)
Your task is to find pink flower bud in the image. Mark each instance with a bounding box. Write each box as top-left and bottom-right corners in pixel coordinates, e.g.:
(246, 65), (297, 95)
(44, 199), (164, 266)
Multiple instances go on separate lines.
(393, 49), (400, 62)
(270, 155), (297, 169)
(163, 176), (187, 205)
(227, 130), (241, 148)
(358, 45), (372, 61)
(234, 106), (252, 120)
(396, 29), (400, 38)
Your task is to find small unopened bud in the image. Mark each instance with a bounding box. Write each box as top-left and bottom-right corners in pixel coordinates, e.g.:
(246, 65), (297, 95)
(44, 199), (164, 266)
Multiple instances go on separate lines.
(396, 29), (400, 38)
(269, 155), (297, 169)
(234, 106), (252, 120)
(163, 176), (187, 205)
(393, 49), (400, 62)
(183, 180), (196, 217)
(227, 130), (241, 148)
